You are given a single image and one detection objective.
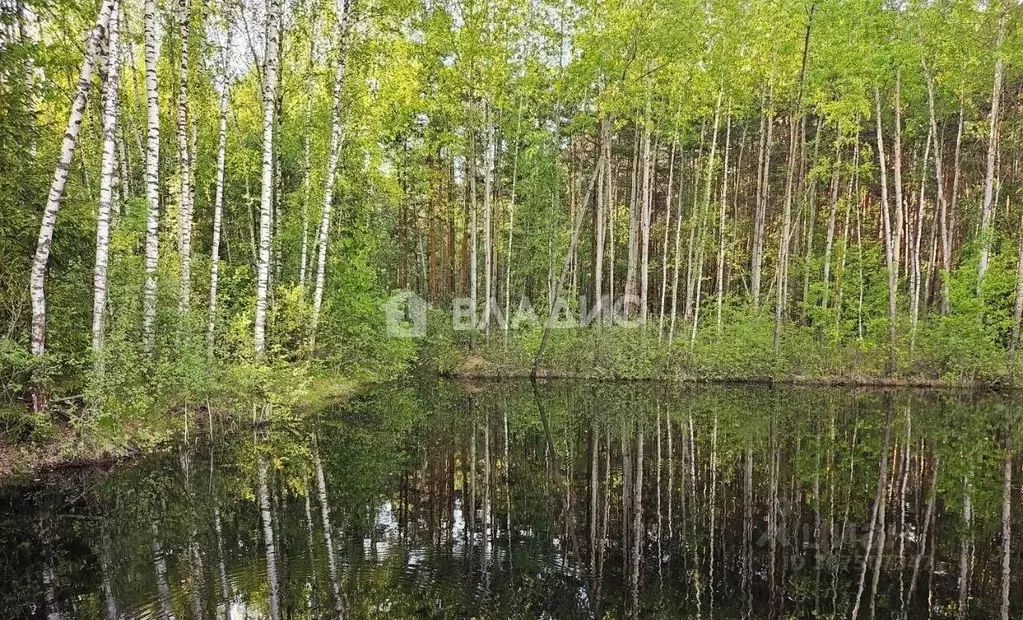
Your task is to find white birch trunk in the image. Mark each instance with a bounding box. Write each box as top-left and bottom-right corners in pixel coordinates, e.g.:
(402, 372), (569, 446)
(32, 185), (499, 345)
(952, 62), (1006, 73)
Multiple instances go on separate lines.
(177, 0), (194, 316)
(254, 0), (281, 355)
(91, 0), (122, 376)
(639, 86), (653, 324)
(483, 103), (495, 336)
(716, 110), (732, 333)
(30, 0), (116, 370)
(922, 58), (951, 314)
(206, 30), (230, 358)
(977, 2), (1007, 289)
(298, 20), (316, 290)
(892, 70), (904, 280)
(911, 133), (931, 351)
(308, 2), (352, 353)
(141, 0), (162, 357)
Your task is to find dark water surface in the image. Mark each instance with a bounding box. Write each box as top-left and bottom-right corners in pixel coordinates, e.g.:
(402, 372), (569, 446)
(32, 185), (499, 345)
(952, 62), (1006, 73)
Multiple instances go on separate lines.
(2, 380), (1021, 618)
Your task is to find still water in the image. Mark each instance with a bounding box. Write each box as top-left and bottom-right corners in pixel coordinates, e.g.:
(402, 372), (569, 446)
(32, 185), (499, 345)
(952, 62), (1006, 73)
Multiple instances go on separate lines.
(1, 380), (1020, 618)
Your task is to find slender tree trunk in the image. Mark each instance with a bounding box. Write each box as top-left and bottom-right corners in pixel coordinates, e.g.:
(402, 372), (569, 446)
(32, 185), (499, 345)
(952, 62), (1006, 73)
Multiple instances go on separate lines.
(257, 454), (282, 620)
(593, 121), (606, 329)
(468, 110), (479, 332)
(950, 102), (963, 262)
(659, 131), (677, 339)
(29, 0), (115, 408)
(1001, 432), (1012, 620)
(639, 86), (653, 325)
(141, 0), (162, 357)
(911, 133), (931, 351)
(668, 150), (686, 344)
(684, 121), (706, 323)
(533, 152), (605, 375)
(299, 21), (316, 289)
(254, 0), (280, 356)
(977, 1), (1008, 290)
(922, 59), (951, 314)
(505, 102), (522, 343)
(851, 418), (891, 620)
(309, 3), (351, 353)
(957, 477), (973, 620)
(716, 109), (732, 334)
(892, 70), (904, 280)
(907, 455), (937, 606)
(874, 88), (897, 376)
(752, 75), (775, 310)
(483, 104), (495, 336)
(91, 0), (122, 376)
(314, 440), (347, 617)
(821, 143), (841, 308)
(775, 7), (813, 352)
(625, 124), (640, 309)
(176, 0), (194, 316)
(1011, 212), (1023, 357)
(690, 95), (722, 347)
(206, 32), (230, 359)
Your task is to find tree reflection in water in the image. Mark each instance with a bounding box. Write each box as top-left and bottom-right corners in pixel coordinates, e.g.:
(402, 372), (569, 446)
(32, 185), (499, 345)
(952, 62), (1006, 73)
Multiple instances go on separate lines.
(1, 380), (1022, 618)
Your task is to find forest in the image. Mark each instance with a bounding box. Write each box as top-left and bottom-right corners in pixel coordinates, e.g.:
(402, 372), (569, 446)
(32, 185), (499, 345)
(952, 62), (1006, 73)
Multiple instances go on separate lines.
(0, 0), (1022, 450)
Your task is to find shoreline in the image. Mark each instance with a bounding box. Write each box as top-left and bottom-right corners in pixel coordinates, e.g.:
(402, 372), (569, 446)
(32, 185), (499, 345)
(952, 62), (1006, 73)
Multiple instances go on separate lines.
(441, 366), (1007, 391)
(0, 374), (368, 482)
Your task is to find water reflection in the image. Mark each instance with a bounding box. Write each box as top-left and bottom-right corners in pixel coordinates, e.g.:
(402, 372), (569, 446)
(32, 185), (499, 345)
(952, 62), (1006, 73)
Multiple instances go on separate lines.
(1, 380), (1021, 618)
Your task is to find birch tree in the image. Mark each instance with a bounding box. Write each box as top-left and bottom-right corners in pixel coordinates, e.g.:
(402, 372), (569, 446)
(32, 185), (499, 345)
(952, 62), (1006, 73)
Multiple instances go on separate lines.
(141, 0), (162, 357)
(976, 1), (1008, 290)
(308, 0), (352, 353)
(91, 0), (122, 375)
(206, 19), (231, 358)
(177, 0), (194, 316)
(254, 0), (282, 356)
(29, 0), (116, 406)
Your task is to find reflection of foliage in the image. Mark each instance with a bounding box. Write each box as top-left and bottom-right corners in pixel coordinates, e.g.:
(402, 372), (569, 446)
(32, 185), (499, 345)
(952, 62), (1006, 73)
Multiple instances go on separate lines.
(2, 380), (1021, 617)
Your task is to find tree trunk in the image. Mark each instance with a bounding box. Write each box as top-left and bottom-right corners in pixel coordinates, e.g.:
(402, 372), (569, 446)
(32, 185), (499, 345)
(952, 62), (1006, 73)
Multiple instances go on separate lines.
(141, 0), (162, 357)
(977, 1), (1008, 290)
(91, 0), (122, 376)
(752, 76), (775, 310)
(313, 442), (348, 617)
(922, 58), (951, 314)
(851, 417), (891, 620)
(206, 30), (230, 359)
(308, 3), (351, 353)
(483, 104), (495, 337)
(468, 109), (479, 332)
(775, 7), (813, 353)
(176, 0), (194, 316)
(505, 102), (522, 344)
(911, 133), (931, 351)
(1011, 212), (1023, 357)
(821, 143), (841, 309)
(299, 21), (317, 290)
(874, 88), (897, 376)
(659, 130), (677, 339)
(892, 70), (904, 280)
(1002, 432), (1012, 620)
(716, 109), (732, 334)
(533, 151), (605, 375)
(668, 151), (686, 345)
(257, 453), (282, 620)
(640, 86), (653, 325)
(29, 0), (116, 407)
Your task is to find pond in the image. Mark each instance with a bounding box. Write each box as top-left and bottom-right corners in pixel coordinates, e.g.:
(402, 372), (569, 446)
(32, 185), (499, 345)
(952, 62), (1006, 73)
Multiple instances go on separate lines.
(1, 379), (1019, 618)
